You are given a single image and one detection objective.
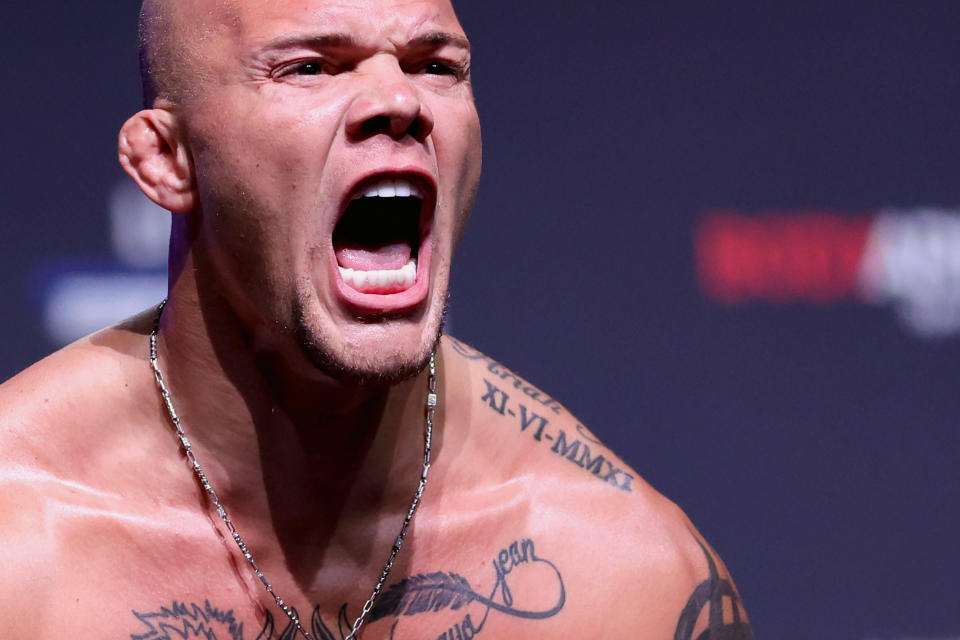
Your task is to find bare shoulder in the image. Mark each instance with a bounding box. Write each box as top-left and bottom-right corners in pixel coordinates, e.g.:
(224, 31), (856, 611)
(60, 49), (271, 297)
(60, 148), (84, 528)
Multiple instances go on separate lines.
(438, 336), (753, 639)
(0, 308), (156, 460)
(0, 308), (155, 451)
(0, 311), (160, 622)
(0, 309), (163, 513)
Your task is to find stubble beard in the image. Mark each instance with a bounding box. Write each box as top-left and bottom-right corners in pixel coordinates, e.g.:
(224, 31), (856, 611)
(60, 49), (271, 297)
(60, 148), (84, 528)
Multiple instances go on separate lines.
(292, 294), (448, 386)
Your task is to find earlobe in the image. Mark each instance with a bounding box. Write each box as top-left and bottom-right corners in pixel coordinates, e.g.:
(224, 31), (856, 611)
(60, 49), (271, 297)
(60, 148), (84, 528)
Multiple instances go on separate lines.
(118, 109), (197, 214)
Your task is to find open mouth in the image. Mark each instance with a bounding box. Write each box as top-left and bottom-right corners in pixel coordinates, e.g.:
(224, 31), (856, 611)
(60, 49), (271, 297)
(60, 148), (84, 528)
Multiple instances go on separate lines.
(333, 175), (432, 299)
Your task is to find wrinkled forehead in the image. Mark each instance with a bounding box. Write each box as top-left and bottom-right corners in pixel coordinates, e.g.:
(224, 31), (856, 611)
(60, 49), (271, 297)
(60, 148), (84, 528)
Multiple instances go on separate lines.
(182, 0), (465, 58)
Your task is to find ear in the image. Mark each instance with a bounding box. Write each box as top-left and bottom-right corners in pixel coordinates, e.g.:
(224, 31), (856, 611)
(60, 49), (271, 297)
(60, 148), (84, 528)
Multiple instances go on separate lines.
(118, 109), (197, 214)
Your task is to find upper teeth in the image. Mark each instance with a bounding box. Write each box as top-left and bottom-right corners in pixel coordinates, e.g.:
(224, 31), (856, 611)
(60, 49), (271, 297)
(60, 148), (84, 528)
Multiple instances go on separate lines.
(356, 177), (425, 200)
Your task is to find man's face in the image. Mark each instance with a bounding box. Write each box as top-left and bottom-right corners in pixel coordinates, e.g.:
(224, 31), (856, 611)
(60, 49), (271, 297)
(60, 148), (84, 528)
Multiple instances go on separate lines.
(173, 0), (481, 381)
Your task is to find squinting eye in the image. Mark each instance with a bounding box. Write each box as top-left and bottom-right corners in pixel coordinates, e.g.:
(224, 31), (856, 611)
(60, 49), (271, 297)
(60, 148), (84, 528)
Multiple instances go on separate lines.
(423, 61), (455, 75)
(295, 62), (324, 75)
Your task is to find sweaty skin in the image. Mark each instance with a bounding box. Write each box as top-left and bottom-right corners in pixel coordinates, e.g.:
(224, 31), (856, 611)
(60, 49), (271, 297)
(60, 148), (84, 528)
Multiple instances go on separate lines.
(0, 329), (750, 639)
(0, 0), (751, 638)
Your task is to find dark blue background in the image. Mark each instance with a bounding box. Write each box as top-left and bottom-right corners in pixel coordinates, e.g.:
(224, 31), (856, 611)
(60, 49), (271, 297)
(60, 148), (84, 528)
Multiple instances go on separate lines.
(3, 3), (959, 639)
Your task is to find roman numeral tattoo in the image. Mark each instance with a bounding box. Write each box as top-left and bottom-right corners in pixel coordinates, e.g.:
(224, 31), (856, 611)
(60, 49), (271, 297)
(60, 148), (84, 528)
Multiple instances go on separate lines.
(477, 374), (634, 493)
(449, 338), (634, 493)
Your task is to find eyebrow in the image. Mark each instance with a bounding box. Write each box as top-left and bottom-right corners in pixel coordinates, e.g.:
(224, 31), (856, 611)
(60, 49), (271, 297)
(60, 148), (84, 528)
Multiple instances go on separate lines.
(262, 33), (357, 51)
(408, 31), (471, 52)
(261, 30), (471, 54)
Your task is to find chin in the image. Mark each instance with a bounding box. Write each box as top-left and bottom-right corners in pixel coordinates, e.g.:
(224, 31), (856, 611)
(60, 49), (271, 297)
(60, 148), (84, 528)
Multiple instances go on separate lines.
(292, 296), (447, 386)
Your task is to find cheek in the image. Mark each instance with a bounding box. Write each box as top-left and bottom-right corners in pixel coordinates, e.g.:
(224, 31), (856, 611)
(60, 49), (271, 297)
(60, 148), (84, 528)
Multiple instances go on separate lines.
(448, 107), (482, 242)
(461, 109), (483, 176)
(434, 98), (481, 182)
(190, 100), (344, 240)
(189, 148), (318, 301)
(192, 88), (346, 194)
(200, 202), (294, 295)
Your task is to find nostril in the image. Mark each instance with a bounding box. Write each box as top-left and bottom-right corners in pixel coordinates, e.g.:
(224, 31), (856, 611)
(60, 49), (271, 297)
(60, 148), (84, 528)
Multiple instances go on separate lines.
(406, 120), (422, 142)
(354, 113), (429, 142)
(361, 115), (391, 137)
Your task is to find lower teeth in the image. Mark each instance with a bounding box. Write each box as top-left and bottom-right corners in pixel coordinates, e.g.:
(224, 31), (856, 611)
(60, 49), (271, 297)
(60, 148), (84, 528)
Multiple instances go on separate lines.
(339, 259), (417, 293)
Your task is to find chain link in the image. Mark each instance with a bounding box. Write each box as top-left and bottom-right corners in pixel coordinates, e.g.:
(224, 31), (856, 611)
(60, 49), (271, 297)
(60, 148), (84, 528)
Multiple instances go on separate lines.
(150, 300), (436, 640)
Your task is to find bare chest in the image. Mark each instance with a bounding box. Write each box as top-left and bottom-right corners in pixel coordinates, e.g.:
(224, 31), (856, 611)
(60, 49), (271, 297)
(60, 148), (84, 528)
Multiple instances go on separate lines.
(29, 513), (580, 640)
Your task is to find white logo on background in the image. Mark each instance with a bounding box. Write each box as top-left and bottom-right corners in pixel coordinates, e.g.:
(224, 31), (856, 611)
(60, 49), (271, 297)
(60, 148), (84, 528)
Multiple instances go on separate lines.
(859, 209), (960, 337)
(42, 180), (169, 345)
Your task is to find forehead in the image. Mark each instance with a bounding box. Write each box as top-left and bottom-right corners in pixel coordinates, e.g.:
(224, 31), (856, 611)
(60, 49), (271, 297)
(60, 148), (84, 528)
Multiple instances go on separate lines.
(207, 0), (465, 46)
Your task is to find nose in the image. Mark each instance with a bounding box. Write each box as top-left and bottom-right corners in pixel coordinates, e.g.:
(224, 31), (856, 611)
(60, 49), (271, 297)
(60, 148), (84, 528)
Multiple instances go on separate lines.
(345, 56), (435, 143)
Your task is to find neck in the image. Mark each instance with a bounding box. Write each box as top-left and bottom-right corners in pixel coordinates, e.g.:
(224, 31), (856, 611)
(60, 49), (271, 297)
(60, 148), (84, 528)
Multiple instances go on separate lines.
(152, 286), (434, 581)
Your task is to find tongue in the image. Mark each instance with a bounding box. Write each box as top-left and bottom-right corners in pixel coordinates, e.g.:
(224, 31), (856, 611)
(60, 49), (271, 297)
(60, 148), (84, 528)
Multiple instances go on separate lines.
(336, 241), (411, 271)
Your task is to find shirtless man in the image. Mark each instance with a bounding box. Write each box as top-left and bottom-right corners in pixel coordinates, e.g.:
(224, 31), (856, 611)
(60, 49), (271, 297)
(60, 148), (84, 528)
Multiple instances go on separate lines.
(0, 0), (753, 638)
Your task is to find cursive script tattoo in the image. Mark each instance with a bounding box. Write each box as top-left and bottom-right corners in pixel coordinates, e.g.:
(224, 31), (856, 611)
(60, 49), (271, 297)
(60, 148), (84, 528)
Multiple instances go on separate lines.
(674, 537), (753, 640)
(447, 338), (564, 415)
(131, 539), (564, 640)
(370, 537), (565, 639)
(447, 339), (633, 493)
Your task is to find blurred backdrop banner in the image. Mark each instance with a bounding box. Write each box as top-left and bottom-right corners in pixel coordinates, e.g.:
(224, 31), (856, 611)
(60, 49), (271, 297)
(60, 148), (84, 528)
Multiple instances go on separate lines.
(2, 3), (959, 639)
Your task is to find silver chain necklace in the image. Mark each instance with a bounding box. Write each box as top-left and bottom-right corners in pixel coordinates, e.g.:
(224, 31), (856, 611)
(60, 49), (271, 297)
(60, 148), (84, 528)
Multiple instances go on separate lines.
(149, 299), (436, 640)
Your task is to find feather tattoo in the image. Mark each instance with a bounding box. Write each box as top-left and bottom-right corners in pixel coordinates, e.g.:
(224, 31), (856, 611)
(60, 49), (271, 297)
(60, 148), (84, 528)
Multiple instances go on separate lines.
(369, 572), (479, 622)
